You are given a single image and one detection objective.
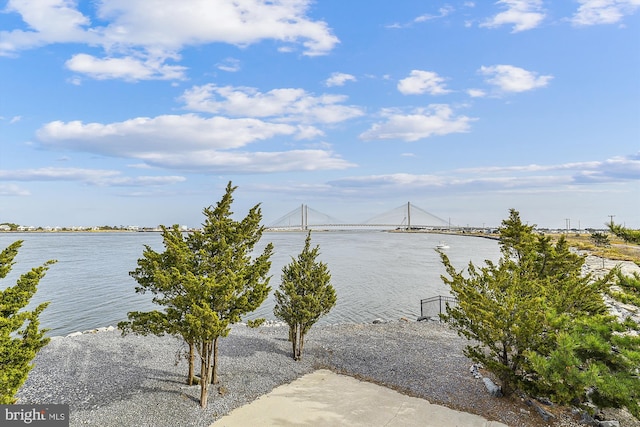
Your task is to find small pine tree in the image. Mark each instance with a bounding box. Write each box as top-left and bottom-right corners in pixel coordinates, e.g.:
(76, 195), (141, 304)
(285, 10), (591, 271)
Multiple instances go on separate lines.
(527, 312), (640, 416)
(590, 231), (610, 247)
(607, 269), (640, 308)
(440, 208), (637, 409)
(119, 224), (200, 386)
(274, 231), (336, 361)
(120, 182), (273, 408)
(608, 222), (640, 244)
(0, 241), (54, 404)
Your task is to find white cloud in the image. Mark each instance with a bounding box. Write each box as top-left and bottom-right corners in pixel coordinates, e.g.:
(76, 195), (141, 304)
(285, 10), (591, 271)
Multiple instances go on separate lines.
(397, 70), (451, 95)
(567, 154), (640, 182)
(388, 5), (455, 28)
(467, 88), (487, 98)
(331, 173), (447, 188)
(0, 167), (186, 187)
(359, 105), (475, 142)
(327, 154), (640, 194)
(65, 53), (187, 81)
(571, 0), (640, 26)
(0, 0), (97, 54)
(481, 0), (546, 32)
(141, 150), (355, 173)
(66, 76), (82, 85)
(325, 72), (357, 87)
(455, 153), (640, 183)
(479, 64), (552, 93)
(34, 114), (354, 173)
(104, 175), (187, 187)
(179, 84), (364, 124)
(96, 0), (338, 56)
(9, 115), (22, 124)
(414, 6), (455, 22)
(1, 0), (339, 78)
(294, 125), (325, 140)
(37, 114), (297, 154)
(330, 173), (572, 194)
(0, 183), (30, 196)
(217, 58), (241, 72)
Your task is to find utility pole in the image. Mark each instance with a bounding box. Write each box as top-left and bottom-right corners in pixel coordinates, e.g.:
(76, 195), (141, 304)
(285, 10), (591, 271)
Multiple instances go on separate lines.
(608, 215), (615, 226)
(565, 218), (570, 234)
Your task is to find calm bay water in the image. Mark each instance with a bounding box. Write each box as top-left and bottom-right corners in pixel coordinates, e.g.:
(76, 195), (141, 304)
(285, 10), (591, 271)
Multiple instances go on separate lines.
(0, 231), (500, 336)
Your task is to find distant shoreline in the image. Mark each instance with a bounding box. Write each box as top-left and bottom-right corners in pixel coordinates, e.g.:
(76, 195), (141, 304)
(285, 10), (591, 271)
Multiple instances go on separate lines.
(0, 229), (171, 233)
(0, 228), (498, 235)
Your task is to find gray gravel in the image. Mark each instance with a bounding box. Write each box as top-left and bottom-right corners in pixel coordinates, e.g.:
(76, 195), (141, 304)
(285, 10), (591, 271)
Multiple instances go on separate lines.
(18, 321), (566, 427)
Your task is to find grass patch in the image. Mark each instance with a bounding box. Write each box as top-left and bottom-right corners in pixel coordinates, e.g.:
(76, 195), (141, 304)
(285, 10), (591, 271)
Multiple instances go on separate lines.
(553, 234), (640, 264)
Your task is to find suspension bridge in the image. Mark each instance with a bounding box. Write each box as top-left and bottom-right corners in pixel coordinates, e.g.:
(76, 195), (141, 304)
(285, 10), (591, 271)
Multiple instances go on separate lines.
(267, 202), (454, 230)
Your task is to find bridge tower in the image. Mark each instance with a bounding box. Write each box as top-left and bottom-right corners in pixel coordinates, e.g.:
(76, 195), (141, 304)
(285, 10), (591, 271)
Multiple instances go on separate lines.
(301, 204), (309, 231)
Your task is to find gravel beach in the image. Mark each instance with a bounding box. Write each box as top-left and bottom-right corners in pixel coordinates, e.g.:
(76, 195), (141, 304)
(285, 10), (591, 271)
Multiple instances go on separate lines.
(18, 321), (577, 427)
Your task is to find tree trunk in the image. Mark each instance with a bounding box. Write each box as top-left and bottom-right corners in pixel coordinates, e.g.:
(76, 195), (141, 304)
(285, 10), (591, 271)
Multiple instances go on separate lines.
(211, 336), (219, 384)
(299, 331), (305, 359)
(200, 341), (214, 408)
(290, 325), (297, 360)
(200, 342), (206, 387)
(498, 344), (512, 396)
(187, 341), (195, 385)
(200, 342), (208, 408)
(293, 324), (302, 361)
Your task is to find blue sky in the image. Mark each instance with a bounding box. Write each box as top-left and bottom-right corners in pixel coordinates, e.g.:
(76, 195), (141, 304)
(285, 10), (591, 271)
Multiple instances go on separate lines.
(0, 0), (638, 229)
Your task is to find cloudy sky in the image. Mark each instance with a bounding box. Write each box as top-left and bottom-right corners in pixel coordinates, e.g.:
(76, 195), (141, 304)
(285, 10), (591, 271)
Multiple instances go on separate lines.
(1, 0), (638, 229)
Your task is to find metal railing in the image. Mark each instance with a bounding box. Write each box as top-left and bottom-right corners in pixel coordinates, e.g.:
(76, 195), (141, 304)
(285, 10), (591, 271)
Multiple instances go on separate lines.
(419, 295), (458, 320)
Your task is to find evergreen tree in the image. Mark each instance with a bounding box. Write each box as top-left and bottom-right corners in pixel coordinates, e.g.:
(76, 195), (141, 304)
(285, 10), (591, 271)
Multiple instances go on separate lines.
(608, 270), (640, 308)
(608, 222), (640, 244)
(0, 241), (54, 404)
(274, 232), (336, 360)
(526, 311), (640, 415)
(590, 231), (610, 247)
(119, 224), (200, 385)
(119, 182), (273, 408)
(440, 209), (639, 415)
(496, 209), (536, 262)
